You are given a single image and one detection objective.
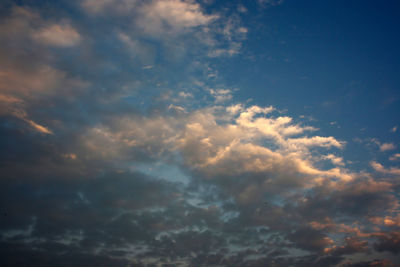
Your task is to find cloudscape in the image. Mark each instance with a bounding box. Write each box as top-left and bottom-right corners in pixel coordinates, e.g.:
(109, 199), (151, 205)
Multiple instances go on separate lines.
(1, 0), (400, 266)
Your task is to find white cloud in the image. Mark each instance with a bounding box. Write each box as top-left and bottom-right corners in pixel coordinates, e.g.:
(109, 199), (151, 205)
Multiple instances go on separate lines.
(178, 91), (193, 98)
(209, 88), (233, 103)
(371, 161), (400, 175)
(83, 104), (351, 187)
(322, 154), (345, 166)
(33, 23), (81, 47)
(379, 142), (396, 152)
(138, 0), (218, 35)
(168, 104), (187, 113)
(25, 119), (53, 134)
(80, 0), (246, 58)
(389, 153), (400, 161)
(366, 138), (397, 152)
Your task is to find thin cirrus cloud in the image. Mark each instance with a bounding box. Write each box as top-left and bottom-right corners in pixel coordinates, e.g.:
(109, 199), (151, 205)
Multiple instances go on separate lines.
(0, 1), (399, 266)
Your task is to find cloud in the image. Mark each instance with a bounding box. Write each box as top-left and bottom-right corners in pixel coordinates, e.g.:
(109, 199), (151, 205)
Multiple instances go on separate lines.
(23, 118), (53, 135)
(389, 153), (400, 161)
(1, 96), (398, 265)
(32, 23), (81, 47)
(0, 2), (399, 266)
(179, 91), (193, 98)
(79, 103), (355, 218)
(0, 94), (22, 104)
(258, 0), (285, 7)
(380, 142), (396, 152)
(117, 32), (155, 63)
(323, 154), (345, 166)
(371, 161), (400, 175)
(324, 237), (368, 256)
(137, 0), (218, 36)
(80, 0), (246, 59)
(208, 88), (233, 103)
(0, 6), (80, 47)
(81, 0), (139, 14)
(0, 65), (88, 98)
(374, 232), (400, 254)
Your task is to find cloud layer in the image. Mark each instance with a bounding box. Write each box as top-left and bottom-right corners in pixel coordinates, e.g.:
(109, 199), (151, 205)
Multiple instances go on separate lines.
(0, 1), (399, 266)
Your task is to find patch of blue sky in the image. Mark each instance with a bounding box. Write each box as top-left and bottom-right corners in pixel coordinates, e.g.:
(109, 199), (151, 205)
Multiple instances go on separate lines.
(133, 161), (190, 185)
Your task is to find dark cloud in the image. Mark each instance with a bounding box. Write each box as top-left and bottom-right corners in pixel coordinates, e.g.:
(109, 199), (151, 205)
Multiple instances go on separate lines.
(374, 232), (400, 254)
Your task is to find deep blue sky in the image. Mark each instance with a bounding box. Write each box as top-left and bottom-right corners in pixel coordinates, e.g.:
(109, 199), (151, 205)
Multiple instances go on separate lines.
(0, 0), (400, 266)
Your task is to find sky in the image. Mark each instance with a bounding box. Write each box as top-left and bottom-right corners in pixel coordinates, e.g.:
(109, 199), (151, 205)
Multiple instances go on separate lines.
(0, 0), (400, 266)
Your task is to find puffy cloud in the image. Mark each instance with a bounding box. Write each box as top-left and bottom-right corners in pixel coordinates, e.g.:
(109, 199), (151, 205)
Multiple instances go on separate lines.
(82, 104), (348, 184)
(139, 0), (218, 35)
(380, 142), (396, 152)
(371, 161), (400, 176)
(322, 154), (345, 166)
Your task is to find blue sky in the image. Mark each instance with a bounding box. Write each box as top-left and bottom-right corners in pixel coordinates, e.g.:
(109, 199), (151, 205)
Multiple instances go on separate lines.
(0, 0), (400, 266)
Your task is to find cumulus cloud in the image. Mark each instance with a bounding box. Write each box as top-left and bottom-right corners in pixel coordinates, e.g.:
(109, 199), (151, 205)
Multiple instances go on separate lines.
(80, 103), (356, 216)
